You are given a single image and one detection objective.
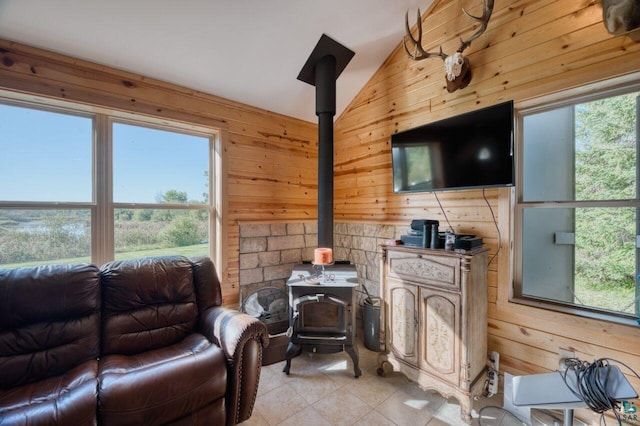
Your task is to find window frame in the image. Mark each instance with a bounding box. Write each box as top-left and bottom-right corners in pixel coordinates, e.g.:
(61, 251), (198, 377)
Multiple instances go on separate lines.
(513, 74), (640, 324)
(0, 93), (220, 267)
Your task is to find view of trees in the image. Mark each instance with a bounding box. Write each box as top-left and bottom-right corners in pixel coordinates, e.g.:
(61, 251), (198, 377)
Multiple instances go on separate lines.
(574, 93), (638, 314)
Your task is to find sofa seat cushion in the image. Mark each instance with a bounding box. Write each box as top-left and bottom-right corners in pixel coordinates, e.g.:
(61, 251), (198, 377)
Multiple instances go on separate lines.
(0, 360), (98, 426)
(98, 333), (227, 425)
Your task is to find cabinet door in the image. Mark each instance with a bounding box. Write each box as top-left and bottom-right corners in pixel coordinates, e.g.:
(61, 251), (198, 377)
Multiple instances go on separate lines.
(419, 287), (460, 386)
(386, 279), (419, 366)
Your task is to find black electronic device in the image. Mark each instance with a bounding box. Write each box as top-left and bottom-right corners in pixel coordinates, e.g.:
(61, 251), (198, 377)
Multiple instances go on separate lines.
(410, 219), (439, 231)
(391, 100), (514, 193)
(454, 235), (483, 250)
(400, 235), (424, 247)
(400, 219), (440, 247)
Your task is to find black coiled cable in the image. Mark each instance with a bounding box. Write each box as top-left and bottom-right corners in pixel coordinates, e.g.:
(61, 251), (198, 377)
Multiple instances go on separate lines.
(560, 357), (640, 425)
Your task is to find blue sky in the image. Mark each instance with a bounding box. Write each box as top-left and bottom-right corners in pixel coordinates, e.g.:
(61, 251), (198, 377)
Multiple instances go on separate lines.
(113, 122), (209, 203)
(0, 104), (210, 204)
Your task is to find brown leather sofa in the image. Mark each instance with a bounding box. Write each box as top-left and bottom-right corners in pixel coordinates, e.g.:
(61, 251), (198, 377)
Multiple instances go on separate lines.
(0, 255), (268, 426)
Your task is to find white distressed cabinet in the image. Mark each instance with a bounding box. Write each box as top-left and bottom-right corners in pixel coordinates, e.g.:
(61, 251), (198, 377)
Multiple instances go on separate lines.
(378, 245), (489, 423)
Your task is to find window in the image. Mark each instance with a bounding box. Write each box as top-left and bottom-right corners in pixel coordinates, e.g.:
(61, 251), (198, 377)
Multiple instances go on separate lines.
(0, 98), (217, 268)
(515, 85), (640, 320)
(112, 122), (211, 260)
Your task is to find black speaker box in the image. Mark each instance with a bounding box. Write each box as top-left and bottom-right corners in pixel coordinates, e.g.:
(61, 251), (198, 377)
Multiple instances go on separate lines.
(400, 235), (424, 247)
(410, 219), (439, 231)
(454, 236), (483, 250)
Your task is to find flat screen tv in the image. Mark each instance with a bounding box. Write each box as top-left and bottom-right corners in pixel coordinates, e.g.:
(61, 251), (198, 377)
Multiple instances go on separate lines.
(391, 100), (514, 193)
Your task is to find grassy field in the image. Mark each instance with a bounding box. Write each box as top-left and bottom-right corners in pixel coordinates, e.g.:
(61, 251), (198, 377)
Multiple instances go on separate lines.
(575, 280), (637, 314)
(0, 243), (209, 269)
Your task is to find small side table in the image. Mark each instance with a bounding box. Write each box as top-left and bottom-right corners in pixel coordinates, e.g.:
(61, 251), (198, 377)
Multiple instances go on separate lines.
(510, 365), (637, 426)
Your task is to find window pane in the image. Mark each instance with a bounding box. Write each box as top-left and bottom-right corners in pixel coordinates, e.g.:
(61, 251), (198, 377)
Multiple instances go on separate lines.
(0, 104), (93, 202)
(521, 206), (637, 315)
(575, 207), (636, 314)
(0, 209), (91, 268)
(114, 208), (209, 260)
(575, 94), (637, 201)
(113, 123), (210, 204)
(522, 207), (575, 303)
(523, 92), (638, 202)
(522, 107), (575, 202)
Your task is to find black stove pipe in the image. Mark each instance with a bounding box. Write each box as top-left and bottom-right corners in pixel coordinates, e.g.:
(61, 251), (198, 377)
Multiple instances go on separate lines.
(315, 55), (336, 250)
(297, 34), (354, 253)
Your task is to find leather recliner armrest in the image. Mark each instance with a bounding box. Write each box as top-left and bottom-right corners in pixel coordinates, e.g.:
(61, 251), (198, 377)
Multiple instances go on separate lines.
(201, 307), (269, 426)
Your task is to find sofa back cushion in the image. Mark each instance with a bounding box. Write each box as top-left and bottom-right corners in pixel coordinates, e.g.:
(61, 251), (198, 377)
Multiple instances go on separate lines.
(100, 256), (198, 355)
(191, 255), (222, 312)
(0, 263), (101, 388)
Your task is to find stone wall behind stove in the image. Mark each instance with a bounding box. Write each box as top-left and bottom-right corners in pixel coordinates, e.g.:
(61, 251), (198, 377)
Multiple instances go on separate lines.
(238, 221), (410, 308)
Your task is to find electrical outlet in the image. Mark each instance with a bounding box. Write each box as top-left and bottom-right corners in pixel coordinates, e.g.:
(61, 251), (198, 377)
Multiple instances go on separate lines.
(490, 351), (500, 371)
(487, 370), (499, 396)
(558, 348), (574, 371)
(487, 351), (500, 397)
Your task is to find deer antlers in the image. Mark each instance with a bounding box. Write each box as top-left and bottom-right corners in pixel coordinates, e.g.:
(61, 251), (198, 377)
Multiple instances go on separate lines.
(404, 0), (494, 93)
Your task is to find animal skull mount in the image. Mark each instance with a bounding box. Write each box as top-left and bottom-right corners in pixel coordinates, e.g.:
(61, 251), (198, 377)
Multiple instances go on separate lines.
(404, 0), (494, 93)
(601, 0), (640, 36)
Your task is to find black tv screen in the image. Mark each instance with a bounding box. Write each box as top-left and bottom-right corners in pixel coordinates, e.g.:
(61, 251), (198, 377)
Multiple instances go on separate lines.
(391, 100), (514, 193)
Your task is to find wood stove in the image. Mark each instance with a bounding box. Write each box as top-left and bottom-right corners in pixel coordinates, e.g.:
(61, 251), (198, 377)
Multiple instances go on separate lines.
(284, 35), (359, 377)
(283, 263), (361, 377)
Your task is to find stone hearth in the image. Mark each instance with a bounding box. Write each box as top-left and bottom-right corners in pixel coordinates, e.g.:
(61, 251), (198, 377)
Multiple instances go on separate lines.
(238, 221), (411, 311)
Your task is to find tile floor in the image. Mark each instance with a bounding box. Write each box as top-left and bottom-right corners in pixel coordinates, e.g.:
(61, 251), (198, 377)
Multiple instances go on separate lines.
(240, 339), (575, 426)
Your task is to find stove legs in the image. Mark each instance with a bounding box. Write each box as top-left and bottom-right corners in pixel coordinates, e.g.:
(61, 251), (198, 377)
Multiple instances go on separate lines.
(345, 344), (361, 378)
(283, 341), (361, 378)
(283, 341), (302, 375)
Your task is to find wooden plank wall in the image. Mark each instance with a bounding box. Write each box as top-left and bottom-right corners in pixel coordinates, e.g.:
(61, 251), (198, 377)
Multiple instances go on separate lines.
(2, 0), (640, 419)
(333, 0), (640, 421)
(0, 39), (318, 307)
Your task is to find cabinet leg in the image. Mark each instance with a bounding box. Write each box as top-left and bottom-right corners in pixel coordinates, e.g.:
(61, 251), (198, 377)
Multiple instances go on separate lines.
(459, 398), (473, 424)
(376, 353), (392, 377)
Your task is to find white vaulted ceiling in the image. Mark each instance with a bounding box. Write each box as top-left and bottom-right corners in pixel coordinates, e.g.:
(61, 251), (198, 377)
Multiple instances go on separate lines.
(0, 0), (434, 123)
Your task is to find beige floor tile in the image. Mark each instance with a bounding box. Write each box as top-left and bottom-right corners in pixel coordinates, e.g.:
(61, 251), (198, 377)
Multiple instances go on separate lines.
(257, 363), (290, 396)
(355, 346), (381, 371)
(473, 405), (533, 426)
(375, 383), (447, 426)
(286, 369), (344, 404)
(253, 383), (308, 425)
(313, 386), (373, 425)
(240, 407), (270, 426)
(286, 351), (363, 387)
(427, 417), (462, 426)
(247, 338), (577, 426)
(342, 369), (409, 407)
(430, 397), (475, 426)
(278, 406), (333, 426)
(352, 410), (398, 426)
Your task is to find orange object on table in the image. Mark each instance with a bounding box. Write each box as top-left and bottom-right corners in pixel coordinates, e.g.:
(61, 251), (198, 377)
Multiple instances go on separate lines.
(314, 248), (333, 264)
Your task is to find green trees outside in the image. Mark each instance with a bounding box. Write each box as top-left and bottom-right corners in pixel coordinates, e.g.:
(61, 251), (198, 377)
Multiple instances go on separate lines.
(574, 93), (638, 313)
(114, 208), (206, 252)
